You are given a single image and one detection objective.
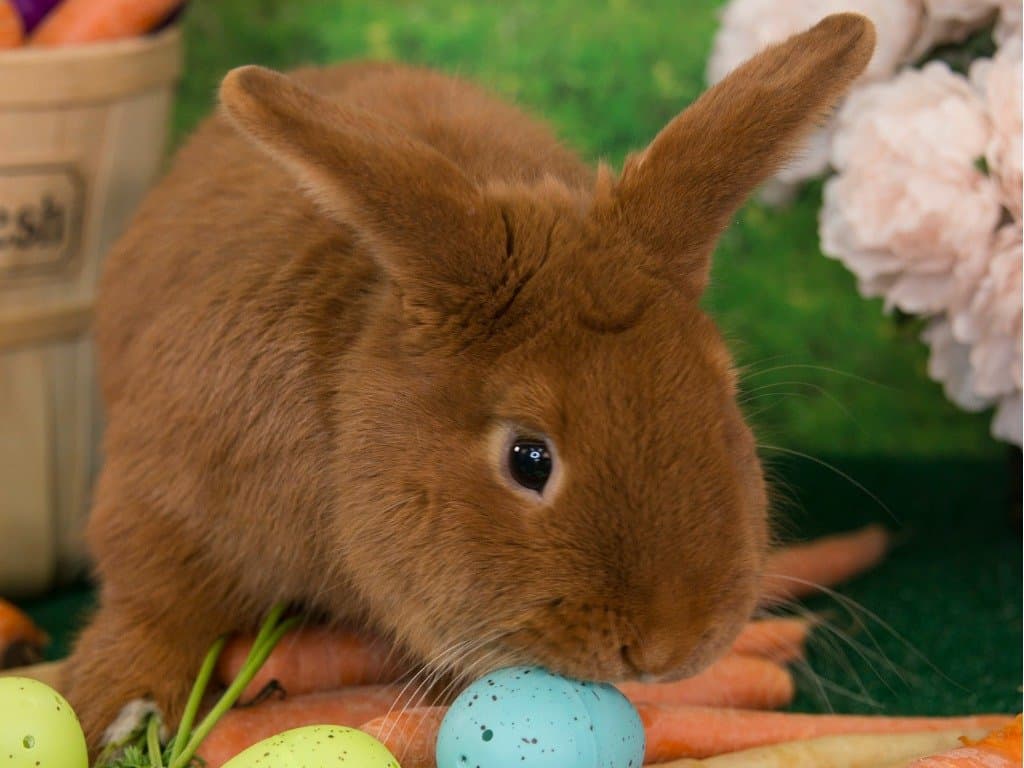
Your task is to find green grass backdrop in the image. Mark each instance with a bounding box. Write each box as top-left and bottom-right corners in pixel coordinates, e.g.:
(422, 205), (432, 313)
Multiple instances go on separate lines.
(20, 0), (1021, 721)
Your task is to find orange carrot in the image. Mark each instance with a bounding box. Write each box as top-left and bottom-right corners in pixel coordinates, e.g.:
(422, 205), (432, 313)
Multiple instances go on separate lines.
(638, 704), (1013, 763)
(216, 626), (406, 703)
(761, 525), (890, 604)
(907, 714), (1022, 767)
(1, 1), (24, 47)
(29, 0), (181, 46)
(617, 654), (794, 710)
(0, 598), (48, 669)
(360, 707), (447, 768)
(217, 619), (807, 705)
(243, 697), (1010, 768)
(960, 715), (1023, 758)
(730, 617), (813, 663)
(197, 686), (404, 768)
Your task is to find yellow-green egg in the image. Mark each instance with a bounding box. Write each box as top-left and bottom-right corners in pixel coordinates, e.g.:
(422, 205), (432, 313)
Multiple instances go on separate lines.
(222, 725), (401, 768)
(0, 677), (88, 768)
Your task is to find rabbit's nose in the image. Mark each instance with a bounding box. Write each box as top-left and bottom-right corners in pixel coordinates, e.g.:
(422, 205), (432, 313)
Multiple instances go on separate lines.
(619, 636), (697, 681)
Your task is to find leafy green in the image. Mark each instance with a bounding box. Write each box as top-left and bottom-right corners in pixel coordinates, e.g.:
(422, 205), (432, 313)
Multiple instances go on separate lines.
(95, 605), (298, 768)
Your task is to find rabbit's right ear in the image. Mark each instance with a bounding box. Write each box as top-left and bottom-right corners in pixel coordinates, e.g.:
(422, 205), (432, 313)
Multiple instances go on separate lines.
(603, 13), (876, 295)
(219, 66), (506, 313)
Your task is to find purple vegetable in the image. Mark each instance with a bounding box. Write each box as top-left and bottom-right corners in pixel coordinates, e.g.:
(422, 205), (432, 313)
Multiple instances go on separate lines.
(10, 0), (61, 34)
(151, 1), (187, 34)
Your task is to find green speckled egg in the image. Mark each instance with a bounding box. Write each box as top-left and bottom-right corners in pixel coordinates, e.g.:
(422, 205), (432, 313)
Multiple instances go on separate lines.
(222, 725), (401, 768)
(0, 677), (88, 768)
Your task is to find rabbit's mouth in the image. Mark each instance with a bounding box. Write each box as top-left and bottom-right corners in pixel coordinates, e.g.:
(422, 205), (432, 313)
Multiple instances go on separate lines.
(464, 599), (742, 685)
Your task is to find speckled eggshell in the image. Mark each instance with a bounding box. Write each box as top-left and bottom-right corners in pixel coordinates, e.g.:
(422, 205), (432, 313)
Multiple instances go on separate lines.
(221, 725), (401, 768)
(568, 678), (646, 767)
(0, 677), (88, 768)
(435, 667), (645, 768)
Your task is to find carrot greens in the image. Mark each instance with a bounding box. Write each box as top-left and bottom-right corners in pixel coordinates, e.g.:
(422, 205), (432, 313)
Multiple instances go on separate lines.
(95, 604), (298, 768)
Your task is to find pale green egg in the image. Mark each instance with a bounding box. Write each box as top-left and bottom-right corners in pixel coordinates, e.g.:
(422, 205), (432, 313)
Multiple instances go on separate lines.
(0, 677), (88, 768)
(222, 725), (401, 768)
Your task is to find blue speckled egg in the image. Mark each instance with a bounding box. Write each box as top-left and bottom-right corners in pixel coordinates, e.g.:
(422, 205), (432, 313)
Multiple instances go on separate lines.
(435, 666), (645, 768)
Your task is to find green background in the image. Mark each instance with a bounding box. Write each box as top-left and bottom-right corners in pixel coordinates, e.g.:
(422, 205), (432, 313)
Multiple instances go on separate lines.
(18, 0), (1021, 722)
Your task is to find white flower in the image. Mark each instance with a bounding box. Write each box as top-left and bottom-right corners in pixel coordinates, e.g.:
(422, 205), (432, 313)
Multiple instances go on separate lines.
(921, 224), (1021, 446)
(707, 0), (923, 196)
(820, 62), (1002, 315)
(712, 0), (1023, 443)
(971, 37), (1022, 221)
(922, 305), (1021, 446)
(922, 318), (992, 411)
(994, 0), (1022, 46)
(910, 0), (1004, 59)
(952, 225), (1022, 397)
(929, 40), (1024, 446)
(993, 391), (1022, 444)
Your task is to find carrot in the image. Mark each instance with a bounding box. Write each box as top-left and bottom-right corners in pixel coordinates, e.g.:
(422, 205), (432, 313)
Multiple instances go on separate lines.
(197, 686), (404, 768)
(761, 525), (890, 604)
(29, 0), (182, 46)
(730, 617), (813, 663)
(216, 626), (406, 703)
(360, 707), (447, 768)
(617, 654), (795, 710)
(218, 618), (807, 706)
(361, 705), (1010, 766)
(1, 1), (24, 47)
(0, 598), (48, 669)
(659, 729), (987, 767)
(638, 704), (1012, 763)
(960, 714), (1023, 758)
(907, 714), (1022, 767)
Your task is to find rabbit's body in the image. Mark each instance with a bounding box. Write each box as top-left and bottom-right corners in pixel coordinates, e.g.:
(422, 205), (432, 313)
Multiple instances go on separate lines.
(68, 62), (593, 745)
(66, 18), (876, 752)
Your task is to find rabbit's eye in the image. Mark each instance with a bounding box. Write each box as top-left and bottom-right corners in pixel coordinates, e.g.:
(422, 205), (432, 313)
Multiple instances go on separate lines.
(508, 439), (553, 493)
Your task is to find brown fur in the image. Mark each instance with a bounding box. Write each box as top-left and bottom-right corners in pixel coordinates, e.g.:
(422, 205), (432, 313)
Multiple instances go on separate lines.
(64, 15), (875, 751)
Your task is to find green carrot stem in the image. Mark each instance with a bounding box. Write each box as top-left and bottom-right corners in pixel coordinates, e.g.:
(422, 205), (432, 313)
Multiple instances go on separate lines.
(166, 636), (227, 768)
(168, 613), (300, 768)
(249, 603), (288, 659)
(146, 715), (163, 768)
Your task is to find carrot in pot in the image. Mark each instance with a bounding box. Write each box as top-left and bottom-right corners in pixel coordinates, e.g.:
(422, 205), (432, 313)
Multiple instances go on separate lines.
(761, 525), (890, 604)
(637, 704), (1013, 763)
(216, 625), (406, 703)
(1, 1), (24, 47)
(906, 714), (1022, 767)
(730, 617), (813, 662)
(617, 654), (795, 710)
(197, 686), (405, 768)
(0, 597), (48, 669)
(360, 706), (447, 768)
(29, 0), (183, 46)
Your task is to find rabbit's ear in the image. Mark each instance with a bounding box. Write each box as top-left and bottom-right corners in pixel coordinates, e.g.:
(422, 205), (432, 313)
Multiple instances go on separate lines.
(219, 66), (505, 309)
(607, 13), (875, 293)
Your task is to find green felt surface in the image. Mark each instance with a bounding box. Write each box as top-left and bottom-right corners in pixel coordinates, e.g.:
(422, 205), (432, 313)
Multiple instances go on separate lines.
(13, 0), (1021, 721)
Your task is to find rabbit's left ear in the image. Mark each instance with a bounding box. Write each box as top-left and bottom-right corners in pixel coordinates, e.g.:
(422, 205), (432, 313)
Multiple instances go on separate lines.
(219, 65), (507, 313)
(604, 13), (876, 294)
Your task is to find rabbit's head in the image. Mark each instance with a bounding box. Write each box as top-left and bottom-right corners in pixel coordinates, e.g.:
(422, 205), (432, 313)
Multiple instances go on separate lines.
(220, 14), (875, 682)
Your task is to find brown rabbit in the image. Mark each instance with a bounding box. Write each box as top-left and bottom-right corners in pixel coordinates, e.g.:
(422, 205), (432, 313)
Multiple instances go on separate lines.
(64, 14), (875, 750)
